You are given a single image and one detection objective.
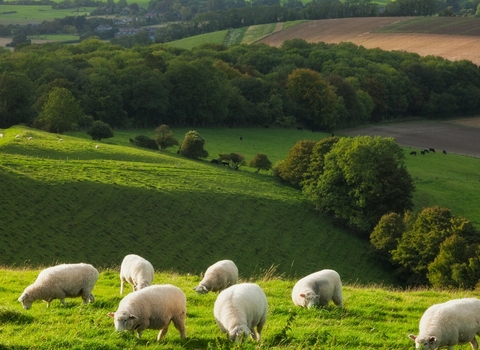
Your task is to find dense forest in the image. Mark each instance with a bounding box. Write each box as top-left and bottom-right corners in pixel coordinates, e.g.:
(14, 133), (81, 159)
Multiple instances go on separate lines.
(1, 37), (480, 132)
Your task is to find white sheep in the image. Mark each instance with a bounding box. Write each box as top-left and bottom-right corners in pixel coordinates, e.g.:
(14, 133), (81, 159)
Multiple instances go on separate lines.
(28, 137), (33, 140)
(0, 133), (3, 138)
(214, 282), (268, 342)
(193, 259), (238, 294)
(119, 254), (155, 294)
(95, 145), (99, 149)
(292, 269), (343, 309)
(18, 263), (98, 309)
(409, 298), (480, 349)
(15, 134), (19, 139)
(108, 284), (187, 341)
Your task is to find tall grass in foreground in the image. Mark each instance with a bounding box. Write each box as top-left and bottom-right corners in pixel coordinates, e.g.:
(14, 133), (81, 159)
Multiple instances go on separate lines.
(1, 268), (479, 349)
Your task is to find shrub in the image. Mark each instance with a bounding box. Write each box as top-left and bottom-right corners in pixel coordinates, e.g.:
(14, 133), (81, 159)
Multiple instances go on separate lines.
(87, 120), (114, 141)
(179, 131), (208, 159)
(130, 135), (158, 150)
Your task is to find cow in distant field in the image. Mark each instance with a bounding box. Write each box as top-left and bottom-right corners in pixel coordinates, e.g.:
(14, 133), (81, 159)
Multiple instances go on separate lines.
(443, 150), (447, 155)
(423, 149), (429, 153)
(410, 151), (417, 156)
(211, 159), (220, 164)
(421, 151), (425, 155)
(429, 148), (436, 153)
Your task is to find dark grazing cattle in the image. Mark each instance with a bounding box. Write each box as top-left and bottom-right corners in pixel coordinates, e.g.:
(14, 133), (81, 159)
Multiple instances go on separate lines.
(423, 149), (429, 153)
(410, 151), (417, 156)
(429, 148), (436, 153)
(443, 150), (447, 155)
(211, 159), (220, 164)
(421, 151), (425, 155)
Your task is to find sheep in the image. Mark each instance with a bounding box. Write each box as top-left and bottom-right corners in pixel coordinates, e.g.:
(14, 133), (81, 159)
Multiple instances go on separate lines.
(292, 269), (343, 309)
(193, 259), (238, 294)
(58, 138), (63, 142)
(0, 133), (3, 138)
(119, 254), (155, 294)
(409, 298), (480, 350)
(18, 263), (98, 310)
(28, 137), (33, 140)
(15, 134), (19, 139)
(213, 283), (268, 342)
(95, 145), (99, 149)
(108, 284), (186, 341)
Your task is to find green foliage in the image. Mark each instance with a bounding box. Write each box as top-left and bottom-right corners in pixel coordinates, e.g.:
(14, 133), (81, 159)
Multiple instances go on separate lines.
(35, 87), (84, 133)
(287, 68), (339, 130)
(219, 152), (246, 170)
(312, 136), (414, 234)
(155, 124), (179, 150)
(0, 71), (35, 128)
(391, 206), (480, 285)
(275, 140), (316, 187)
(130, 135), (158, 150)
(180, 130), (209, 159)
(370, 212), (408, 262)
(87, 120), (114, 141)
(249, 153), (272, 172)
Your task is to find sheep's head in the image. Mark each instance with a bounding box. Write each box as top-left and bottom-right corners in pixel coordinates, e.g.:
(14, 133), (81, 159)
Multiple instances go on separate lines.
(18, 293), (34, 310)
(229, 325), (252, 342)
(109, 311), (139, 332)
(193, 284), (209, 294)
(408, 334), (437, 349)
(299, 291), (319, 309)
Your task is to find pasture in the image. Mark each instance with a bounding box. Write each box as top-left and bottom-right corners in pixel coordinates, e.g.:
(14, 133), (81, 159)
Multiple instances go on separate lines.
(0, 4), (94, 25)
(2, 268), (480, 349)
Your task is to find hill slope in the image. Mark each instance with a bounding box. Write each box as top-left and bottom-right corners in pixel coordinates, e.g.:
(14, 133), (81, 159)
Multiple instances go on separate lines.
(258, 17), (480, 65)
(0, 126), (396, 285)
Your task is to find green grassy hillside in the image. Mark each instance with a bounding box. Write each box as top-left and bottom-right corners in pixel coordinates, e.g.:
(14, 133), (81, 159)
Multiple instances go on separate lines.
(1, 268), (480, 349)
(0, 126), (395, 285)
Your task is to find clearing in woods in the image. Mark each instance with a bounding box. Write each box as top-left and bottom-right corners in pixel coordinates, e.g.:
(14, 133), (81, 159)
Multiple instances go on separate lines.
(259, 17), (480, 66)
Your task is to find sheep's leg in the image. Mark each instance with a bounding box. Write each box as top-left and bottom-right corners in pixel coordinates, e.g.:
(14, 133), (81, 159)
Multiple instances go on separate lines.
(256, 324), (264, 341)
(470, 337), (479, 350)
(60, 299), (66, 307)
(250, 329), (258, 341)
(136, 329), (143, 339)
(157, 326), (169, 341)
(172, 317), (187, 339)
(120, 280), (124, 295)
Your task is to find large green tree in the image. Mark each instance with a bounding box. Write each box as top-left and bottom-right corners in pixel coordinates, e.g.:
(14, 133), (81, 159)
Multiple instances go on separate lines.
(179, 130), (208, 159)
(0, 72), (35, 128)
(311, 136), (414, 234)
(287, 68), (339, 130)
(274, 140), (316, 187)
(35, 87), (84, 133)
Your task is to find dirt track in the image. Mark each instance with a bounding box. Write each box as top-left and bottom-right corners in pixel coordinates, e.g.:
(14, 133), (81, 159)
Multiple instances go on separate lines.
(338, 118), (480, 158)
(259, 18), (480, 65)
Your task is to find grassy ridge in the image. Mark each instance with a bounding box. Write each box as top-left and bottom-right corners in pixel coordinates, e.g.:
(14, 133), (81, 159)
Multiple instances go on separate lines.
(0, 5), (94, 25)
(1, 268), (480, 349)
(0, 126), (395, 285)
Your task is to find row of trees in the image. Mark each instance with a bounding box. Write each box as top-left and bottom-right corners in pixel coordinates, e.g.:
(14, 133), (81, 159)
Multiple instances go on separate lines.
(2, 38), (480, 133)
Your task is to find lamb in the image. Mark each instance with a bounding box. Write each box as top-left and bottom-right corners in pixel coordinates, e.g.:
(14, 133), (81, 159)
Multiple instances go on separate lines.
(213, 283), (268, 342)
(292, 269), (343, 309)
(18, 263), (98, 309)
(193, 259), (238, 294)
(409, 298), (480, 350)
(108, 284), (187, 341)
(119, 254), (155, 294)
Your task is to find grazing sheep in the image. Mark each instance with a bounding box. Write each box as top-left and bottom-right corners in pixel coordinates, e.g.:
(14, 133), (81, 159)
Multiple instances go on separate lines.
(108, 284), (186, 341)
(409, 298), (480, 350)
(58, 139), (63, 142)
(28, 137), (33, 140)
(15, 135), (19, 139)
(95, 145), (99, 149)
(292, 269), (343, 309)
(18, 263), (98, 309)
(0, 133), (3, 138)
(193, 259), (238, 294)
(120, 254), (155, 294)
(214, 283), (268, 342)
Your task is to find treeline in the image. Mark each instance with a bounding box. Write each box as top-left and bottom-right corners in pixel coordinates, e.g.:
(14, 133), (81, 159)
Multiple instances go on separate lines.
(1, 37), (480, 132)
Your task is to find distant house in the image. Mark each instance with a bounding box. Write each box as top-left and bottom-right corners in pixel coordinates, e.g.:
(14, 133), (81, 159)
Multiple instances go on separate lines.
(96, 24), (113, 32)
(114, 27), (146, 37)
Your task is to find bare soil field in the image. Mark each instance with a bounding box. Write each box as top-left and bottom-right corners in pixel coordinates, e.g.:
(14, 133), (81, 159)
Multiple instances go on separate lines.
(338, 118), (480, 158)
(259, 17), (480, 65)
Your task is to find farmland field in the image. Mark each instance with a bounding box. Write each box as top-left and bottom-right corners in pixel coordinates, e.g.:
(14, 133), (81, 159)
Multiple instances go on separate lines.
(0, 4), (95, 25)
(258, 17), (480, 66)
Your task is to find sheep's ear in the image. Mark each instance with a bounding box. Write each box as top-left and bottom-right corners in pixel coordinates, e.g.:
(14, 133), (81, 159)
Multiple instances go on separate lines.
(299, 293), (306, 298)
(408, 334), (416, 341)
(129, 315), (138, 320)
(108, 312), (115, 318)
(428, 336), (436, 344)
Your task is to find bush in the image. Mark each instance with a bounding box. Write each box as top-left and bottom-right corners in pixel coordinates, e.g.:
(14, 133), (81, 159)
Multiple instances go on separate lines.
(87, 120), (114, 141)
(179, 131), (208, 159)
(249, 153), (272, 172)
(130, 135), (158, 150)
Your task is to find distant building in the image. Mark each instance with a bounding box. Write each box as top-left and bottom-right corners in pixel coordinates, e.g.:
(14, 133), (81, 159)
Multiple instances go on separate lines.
(96, 24), (113, 32)
(114, 27), (146, 37)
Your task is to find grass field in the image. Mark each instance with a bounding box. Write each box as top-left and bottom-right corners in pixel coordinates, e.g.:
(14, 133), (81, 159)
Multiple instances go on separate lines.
(0, 4), (95, 25)
(2, 268), (480, 349)
(165, 30), (229, 49)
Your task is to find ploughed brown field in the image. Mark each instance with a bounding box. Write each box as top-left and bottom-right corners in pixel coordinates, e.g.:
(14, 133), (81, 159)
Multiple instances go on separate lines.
(259, 17), (480, 66)
(338, 117), (480, 158)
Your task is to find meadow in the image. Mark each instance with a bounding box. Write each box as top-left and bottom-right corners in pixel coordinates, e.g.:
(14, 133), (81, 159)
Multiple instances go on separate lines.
(1, 124), (480, 348)
(2, 268), (480, 349)
(0, 5), (95, 25)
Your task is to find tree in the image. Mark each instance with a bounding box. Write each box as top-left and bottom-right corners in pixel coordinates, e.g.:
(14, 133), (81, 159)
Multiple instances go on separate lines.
(0, 72), (34, 128)
(287, 68), (339, 131)
(87, 120), (114, 141)
(220, 153), (246, 170)
(130, 135), (158, 150)
(179, 131), (208, 159)
(274, 140), (316, 187)
(155, 124), (179, 150)
(370, 212), (407, 262)
(36, 87), (84, 133)
(391, 206), (480, 285)
(249, 153), (272, 172)
(311, 136), (414, 235)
